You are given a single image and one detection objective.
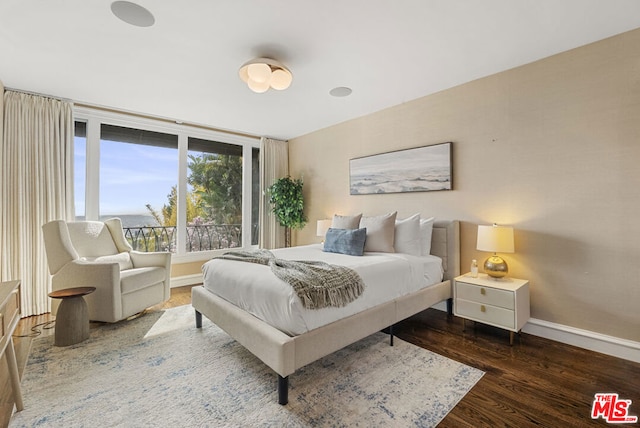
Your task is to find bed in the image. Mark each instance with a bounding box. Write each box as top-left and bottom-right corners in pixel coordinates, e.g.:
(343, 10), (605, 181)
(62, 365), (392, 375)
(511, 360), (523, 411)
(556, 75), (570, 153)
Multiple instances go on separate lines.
(192, 219), (460, 404)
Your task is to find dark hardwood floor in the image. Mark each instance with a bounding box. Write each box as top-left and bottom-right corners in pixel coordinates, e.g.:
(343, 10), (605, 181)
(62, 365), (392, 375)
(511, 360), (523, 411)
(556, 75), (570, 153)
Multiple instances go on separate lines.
(395, 310), (640, 427)
(2, 285), (638, 427)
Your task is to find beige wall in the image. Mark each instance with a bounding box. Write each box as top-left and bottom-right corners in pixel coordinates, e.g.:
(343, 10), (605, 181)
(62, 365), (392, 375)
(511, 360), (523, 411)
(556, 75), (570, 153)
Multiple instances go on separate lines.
(171, 260), (205, 278)
(289, 28), (640, 342)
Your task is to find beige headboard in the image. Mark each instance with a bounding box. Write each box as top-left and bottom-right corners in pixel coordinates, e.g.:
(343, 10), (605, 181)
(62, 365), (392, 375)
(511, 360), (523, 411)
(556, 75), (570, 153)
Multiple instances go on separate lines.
(431, 220), (460, 281)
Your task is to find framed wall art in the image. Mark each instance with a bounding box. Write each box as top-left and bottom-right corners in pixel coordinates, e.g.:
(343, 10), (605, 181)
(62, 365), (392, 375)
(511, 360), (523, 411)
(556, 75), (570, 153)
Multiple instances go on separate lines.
(349, 142), (452, 195)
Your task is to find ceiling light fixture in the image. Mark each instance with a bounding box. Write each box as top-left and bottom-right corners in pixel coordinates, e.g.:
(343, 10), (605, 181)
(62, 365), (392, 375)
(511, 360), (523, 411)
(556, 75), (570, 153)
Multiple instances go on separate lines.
(238, 58), (293, 93)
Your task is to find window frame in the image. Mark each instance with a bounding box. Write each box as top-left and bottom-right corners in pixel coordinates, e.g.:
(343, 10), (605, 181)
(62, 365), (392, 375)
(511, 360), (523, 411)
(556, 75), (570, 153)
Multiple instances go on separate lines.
(74, 106), (260, 263)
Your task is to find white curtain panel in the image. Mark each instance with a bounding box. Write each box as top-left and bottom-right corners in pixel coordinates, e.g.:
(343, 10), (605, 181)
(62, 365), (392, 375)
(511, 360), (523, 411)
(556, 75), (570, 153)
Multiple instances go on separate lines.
(259, 137), (288, 249)
(1, 90), (74, 316)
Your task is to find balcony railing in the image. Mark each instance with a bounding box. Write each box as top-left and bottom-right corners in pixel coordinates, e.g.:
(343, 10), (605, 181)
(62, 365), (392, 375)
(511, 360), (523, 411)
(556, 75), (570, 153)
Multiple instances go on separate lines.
(123, 224), (247, 253)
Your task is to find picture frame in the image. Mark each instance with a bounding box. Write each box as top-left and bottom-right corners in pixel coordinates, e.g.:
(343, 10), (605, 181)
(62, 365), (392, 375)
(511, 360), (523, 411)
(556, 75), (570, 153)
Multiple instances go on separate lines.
(349, 142), (452, 195)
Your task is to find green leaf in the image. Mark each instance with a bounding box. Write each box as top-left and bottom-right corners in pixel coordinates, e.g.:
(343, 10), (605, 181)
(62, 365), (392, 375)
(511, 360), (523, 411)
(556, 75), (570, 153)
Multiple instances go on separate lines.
(266, 176), (307, 230)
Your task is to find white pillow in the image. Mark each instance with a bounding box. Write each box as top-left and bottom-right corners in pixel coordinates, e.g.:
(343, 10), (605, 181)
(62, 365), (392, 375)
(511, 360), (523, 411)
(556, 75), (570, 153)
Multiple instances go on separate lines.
(332, 213), (362, 229)
(90, 252), (133, 271)
(359, 212), (397, 252)
(420, 217), (435, 256)
(394, 214), (421, 256)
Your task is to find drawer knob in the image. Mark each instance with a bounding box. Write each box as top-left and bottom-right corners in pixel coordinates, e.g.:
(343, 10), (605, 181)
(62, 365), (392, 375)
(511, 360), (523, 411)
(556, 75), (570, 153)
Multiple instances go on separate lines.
(480, 288), (486, 295)
(480, 305), (486, 312)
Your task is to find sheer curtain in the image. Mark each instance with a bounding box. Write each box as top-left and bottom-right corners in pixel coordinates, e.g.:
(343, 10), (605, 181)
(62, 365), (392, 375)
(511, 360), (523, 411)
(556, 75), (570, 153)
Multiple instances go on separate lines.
(259, 137), (288, 249)
(1, 90), (74, 316)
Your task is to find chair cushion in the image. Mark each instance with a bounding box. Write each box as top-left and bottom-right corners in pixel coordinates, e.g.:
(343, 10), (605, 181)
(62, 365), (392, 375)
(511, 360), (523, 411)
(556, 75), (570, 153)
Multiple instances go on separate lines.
(83, 252), (133, 270)
(120, 267), (167, 294)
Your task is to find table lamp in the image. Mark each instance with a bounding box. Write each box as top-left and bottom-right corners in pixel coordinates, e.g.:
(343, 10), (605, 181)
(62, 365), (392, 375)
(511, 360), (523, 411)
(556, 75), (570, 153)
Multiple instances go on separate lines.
(316, 219), (332, 241)
(476, 223), (514, 278)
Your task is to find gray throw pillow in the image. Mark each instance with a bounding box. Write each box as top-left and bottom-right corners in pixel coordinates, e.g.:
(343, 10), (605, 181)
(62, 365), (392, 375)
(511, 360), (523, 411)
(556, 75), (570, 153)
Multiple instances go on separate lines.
(359, 211), (397, 253)
(323, 227), (367, 256)
(331, 213), (362, 229)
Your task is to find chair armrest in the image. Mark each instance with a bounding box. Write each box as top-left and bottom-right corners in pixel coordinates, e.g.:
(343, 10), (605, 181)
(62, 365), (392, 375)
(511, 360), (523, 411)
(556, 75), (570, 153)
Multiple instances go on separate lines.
(130, 251), (172, 302)
(52, 260), (121, 293)
(51, 260), (122, 322)
(130, 251), (171, 270)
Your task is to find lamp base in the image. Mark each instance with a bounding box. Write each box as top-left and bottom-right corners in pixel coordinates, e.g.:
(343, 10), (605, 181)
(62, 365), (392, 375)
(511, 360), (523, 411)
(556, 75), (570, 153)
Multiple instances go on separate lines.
(484, 255), (508, 278)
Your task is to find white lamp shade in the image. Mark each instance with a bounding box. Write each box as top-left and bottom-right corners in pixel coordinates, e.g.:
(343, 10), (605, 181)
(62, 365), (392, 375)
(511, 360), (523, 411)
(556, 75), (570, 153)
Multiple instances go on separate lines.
(477, 224), (514, 253)
(316, 219), (332, 237)
(247, 78), (270, 93)
(270, 68), (292, 90)
(247, 62), (271, 83)
(238, 66), (250, 83)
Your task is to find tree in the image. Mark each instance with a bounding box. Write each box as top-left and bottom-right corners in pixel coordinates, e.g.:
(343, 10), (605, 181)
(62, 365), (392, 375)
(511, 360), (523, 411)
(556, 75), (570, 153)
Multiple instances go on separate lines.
(267, 176), (307, 247)
(147, 152), (244, 251)
(146, 185), (201, 227)
(188, 153), (242, 225)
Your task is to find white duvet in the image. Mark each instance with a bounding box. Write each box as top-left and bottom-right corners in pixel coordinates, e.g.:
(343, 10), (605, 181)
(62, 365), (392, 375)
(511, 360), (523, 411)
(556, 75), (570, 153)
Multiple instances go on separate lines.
(202, 244), (443, 336)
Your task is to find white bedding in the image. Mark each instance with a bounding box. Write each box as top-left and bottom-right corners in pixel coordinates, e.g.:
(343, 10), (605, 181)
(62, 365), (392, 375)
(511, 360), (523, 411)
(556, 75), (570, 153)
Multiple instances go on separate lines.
(202, 244), (443, 336)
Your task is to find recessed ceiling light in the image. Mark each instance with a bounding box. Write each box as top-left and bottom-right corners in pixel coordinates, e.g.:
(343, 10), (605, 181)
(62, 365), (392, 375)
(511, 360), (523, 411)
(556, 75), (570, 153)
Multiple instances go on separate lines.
(329, 87), (352, 97)
(111, 1), (155, 27)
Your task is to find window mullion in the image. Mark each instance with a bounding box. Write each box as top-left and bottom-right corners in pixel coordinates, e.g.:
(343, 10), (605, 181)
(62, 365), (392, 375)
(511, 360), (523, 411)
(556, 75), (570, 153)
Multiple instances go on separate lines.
(85, 118), (100, 221)
(177, 133), (188, 255)
(242, 144), (252, 248)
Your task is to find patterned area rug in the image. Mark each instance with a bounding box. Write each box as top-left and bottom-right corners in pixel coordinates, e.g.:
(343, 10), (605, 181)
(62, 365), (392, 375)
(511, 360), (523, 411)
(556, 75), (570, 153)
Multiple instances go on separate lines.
(11, 305), (483, 427)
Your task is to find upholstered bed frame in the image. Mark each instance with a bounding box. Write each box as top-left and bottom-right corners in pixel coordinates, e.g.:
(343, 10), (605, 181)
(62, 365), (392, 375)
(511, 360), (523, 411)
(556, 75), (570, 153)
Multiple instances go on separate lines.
(191, 220), (460, 404)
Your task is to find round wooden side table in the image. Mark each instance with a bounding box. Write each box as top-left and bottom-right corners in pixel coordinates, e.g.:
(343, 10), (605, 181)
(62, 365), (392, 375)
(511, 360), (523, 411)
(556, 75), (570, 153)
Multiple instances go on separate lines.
(48, 287), (96, 347)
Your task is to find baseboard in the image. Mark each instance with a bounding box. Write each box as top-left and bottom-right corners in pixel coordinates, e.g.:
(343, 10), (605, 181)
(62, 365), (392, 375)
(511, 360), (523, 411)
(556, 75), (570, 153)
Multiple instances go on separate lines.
(170, 273), (203, 288)
(522, 318), (640, 364)
(431, 303), (640, 363)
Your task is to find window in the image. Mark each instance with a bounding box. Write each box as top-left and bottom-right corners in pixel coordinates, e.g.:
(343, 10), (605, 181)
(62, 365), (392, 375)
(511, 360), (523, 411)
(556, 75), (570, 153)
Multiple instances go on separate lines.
(186, 137), (243, 252)
(100, 125), (179, 223)
(74, 108), (260, 262)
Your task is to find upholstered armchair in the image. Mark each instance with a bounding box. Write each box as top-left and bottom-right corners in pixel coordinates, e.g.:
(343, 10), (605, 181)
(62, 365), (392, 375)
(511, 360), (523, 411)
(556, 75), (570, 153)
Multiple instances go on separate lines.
(42, 218), (171, 323)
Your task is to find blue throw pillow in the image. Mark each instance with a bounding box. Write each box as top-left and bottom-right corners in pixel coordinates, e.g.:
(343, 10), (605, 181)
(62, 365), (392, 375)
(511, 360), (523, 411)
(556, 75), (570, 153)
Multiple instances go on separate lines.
(323, 227), (367, 256)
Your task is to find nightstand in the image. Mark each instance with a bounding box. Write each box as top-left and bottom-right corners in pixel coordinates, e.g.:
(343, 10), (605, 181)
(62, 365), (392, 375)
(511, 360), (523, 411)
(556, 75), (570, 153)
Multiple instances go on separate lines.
(454, 274), (530, 345)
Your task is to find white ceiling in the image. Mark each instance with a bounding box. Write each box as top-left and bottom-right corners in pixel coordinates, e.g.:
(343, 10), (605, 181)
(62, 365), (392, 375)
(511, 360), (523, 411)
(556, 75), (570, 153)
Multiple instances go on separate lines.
(2, 1), (640, 140)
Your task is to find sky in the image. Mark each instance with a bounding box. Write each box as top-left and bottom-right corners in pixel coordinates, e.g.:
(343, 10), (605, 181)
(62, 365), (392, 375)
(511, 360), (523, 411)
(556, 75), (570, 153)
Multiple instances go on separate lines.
(75, 137), (179, 217)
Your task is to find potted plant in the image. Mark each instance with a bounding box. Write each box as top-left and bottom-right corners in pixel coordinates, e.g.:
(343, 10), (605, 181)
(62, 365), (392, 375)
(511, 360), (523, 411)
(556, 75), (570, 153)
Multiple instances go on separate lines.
(267, 176), (307, 247)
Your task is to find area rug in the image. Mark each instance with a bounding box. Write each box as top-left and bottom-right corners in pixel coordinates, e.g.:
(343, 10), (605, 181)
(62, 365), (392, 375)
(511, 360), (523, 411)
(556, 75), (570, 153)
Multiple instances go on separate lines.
(10, 305), (483, 427)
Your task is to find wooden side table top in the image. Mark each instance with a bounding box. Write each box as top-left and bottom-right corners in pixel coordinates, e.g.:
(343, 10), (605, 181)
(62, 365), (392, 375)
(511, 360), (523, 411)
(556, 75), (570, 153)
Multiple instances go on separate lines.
(49, 287), (96, 299)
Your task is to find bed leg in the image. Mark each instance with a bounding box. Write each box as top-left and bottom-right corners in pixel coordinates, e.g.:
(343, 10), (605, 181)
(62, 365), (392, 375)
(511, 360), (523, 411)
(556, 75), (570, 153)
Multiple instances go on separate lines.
(195, 310), (202, 328)
(278, 375), (289, 405)
(446, 298), (453, 316)
(389, 324), (394, 347)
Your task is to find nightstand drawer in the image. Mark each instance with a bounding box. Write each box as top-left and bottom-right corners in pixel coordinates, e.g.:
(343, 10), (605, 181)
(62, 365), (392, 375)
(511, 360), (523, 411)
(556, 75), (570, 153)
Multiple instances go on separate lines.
(455, 281), (515, 310)
(455, 298), (515, 330)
